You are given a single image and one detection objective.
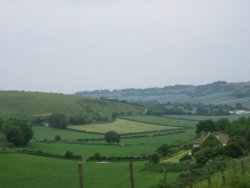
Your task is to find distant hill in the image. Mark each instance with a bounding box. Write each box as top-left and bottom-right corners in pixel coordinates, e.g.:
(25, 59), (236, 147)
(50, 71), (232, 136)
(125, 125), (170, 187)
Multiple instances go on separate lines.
(75, 81), (250, 108)
(0, 91), (147, 121)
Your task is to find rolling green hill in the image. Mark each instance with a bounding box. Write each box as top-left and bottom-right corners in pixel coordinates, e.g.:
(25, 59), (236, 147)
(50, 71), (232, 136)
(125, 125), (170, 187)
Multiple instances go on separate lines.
(0, 91), (147, 120)
(75, 81), (250, 108)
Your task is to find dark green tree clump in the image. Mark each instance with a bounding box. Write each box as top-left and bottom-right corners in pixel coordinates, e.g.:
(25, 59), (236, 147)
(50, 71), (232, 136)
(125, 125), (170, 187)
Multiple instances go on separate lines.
(54, 135), (61, 141)
(48, 114), (68, 129)
(156, 144), (173, 157)
(3, 118), (33, 146)
(104, 131), (120, 144)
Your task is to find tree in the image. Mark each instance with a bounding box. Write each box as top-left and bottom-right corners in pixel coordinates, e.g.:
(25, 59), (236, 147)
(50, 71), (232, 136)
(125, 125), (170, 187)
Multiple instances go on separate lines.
(196, 119), (217, 134)
(54, 135), (61, 141)
(104, 131), (120, 144)
(225, 143), (243, 158)
(48, 114), (68, 129)
(215, 118), (231, 131)
(65, 150), (74, 158)
(3, 118), (33, 146)
(156, 144), (172, 157)
(149, 153), (159, 164)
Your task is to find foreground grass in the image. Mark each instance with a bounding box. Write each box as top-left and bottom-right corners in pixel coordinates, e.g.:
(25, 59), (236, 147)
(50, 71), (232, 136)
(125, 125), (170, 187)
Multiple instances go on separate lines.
(123, 116), (197, 128)
(0, 153), (178, 188)
(193, 157), (250, 188)
(68, 119), (176, 134)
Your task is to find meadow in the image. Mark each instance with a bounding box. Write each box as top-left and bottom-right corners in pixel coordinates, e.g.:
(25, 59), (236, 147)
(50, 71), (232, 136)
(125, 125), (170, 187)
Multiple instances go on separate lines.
(32, 126), (103, 141)
(164, 114), (248, 121)
(0, 153), (179, 188)
(1, 115), (198, 188)
(122, 115), (198, 128)
(68, 119), (177, 134)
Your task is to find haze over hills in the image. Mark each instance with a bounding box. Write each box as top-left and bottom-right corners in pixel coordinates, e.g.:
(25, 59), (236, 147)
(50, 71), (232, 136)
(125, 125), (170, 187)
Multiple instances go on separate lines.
(75, 81), (250, 108)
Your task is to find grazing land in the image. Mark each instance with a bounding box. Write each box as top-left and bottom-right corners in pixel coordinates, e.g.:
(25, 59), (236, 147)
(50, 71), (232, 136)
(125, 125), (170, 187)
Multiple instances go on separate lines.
(123, 115), (198, 128)
(25, 129), (195, 159)
(164, 114), (248, 121)
(32, 126), (103, 141)
(0, 91), (146, 119)
(0, 153), (179, 188)
(68, 119), (177, 134)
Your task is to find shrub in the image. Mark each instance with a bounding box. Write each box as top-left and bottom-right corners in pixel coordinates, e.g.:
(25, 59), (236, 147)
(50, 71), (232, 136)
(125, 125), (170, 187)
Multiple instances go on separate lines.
(54, 135), (61, 141)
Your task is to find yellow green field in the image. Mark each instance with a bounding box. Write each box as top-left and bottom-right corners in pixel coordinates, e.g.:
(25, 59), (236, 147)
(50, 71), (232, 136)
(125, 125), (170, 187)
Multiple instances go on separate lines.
(68, 119), (177, 134)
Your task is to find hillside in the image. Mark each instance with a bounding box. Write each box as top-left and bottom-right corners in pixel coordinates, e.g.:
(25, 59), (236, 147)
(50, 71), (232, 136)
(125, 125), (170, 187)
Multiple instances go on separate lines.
(75, 81), (250, 108)
(0, 91), (147, 121)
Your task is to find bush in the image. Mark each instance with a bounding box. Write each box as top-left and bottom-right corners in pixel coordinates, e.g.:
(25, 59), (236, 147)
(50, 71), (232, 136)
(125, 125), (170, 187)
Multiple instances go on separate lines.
(54, 135), (61, 141)
(20, 149), (82, 160)
(104, 131), (120, 144)
(65, 150), (74, 158)
(48, 114), (68, 129)
(3, 118), (33, 146)
(148, 153), (160, 164)
(179, 154), (192, 162)
(225, 143), (243, 158)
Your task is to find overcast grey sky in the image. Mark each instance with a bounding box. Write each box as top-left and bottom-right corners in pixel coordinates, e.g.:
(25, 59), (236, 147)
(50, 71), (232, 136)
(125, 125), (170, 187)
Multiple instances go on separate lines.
(0, 0), (249, 93)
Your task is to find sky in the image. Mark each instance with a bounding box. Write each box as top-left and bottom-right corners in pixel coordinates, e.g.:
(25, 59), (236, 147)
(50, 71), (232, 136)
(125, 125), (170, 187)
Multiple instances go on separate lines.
(0, 0), (250, 93)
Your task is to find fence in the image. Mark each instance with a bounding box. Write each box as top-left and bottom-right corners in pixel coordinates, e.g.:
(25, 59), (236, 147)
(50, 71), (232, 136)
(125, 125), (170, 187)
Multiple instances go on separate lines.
(76, 158), (249, 188)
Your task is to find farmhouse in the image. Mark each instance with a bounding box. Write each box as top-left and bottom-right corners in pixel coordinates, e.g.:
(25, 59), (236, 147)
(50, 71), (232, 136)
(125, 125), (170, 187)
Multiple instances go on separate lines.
(192, 132), (229, 148)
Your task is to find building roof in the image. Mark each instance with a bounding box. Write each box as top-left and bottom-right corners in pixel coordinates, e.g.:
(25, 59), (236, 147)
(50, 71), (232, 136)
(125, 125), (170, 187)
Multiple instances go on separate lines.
(215, 134), (229, 145)
(192, 132), (229, 146)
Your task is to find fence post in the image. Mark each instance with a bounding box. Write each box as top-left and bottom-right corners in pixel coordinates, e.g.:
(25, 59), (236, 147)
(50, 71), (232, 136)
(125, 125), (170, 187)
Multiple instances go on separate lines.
(206, 165), (211, 187)
(163, 163), (167, 188)
(129, 161), (135, 188)
(232, 160), (236, 177)
(189, 162), (193, 188)
(78, 161), (84, 188)
(241, 159), (245, 176)
(220, 164), (225, 184)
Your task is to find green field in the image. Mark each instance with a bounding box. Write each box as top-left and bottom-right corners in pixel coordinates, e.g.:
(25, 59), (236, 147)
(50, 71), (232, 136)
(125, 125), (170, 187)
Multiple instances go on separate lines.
(164, 114), (249, 121)
(123, 116), (198, 128)
(25, 128), (195, 159)
(32, 126), (103, 141)
(0, 153), (179, 188)
(0, 91), (146, 119)
(68, 119), (177, 134)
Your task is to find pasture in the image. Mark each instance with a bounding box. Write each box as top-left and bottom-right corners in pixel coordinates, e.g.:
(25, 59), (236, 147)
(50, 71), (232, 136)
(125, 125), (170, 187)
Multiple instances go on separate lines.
(123, 115), (198, 128)
(164, 114), (249, 121)
(24, 129), (195, 159)
(68, 119), (176, 134)
(32, 126), (103, 141)
(0, 153), (179, 188)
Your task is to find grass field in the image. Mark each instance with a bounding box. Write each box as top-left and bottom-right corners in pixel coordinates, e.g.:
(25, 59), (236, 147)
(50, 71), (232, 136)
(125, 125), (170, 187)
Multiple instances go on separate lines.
(24, 129), (195, 159)
(0, 91), (145, 119)
(68, 119), (177, 134)
(32, 126), (103, 141)
(0, 153), (179, 188)
(164, 114), (249, 121)
(123, 116), (198, 128)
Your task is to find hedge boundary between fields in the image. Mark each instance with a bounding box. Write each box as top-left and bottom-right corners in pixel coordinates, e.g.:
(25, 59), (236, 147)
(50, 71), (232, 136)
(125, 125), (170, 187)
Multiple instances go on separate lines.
(18, 149), (82, 160)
